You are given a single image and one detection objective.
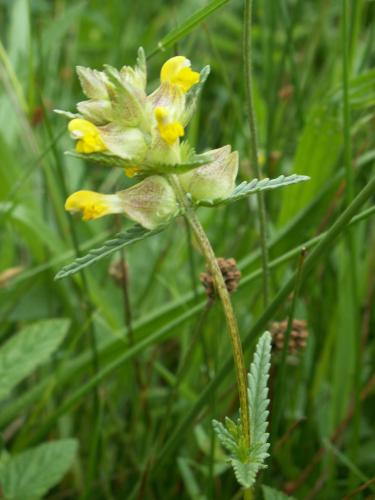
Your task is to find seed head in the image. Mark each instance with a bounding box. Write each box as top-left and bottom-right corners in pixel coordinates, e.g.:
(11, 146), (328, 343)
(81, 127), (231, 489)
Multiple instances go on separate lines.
(200, 258), (241, 300)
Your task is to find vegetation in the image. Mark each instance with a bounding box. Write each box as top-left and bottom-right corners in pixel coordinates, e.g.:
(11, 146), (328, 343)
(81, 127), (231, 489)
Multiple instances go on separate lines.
(0, 0), (374, 498)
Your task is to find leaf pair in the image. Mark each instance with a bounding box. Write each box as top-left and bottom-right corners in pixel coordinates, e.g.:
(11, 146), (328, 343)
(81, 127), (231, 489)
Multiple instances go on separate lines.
(212, 332), (272, 489)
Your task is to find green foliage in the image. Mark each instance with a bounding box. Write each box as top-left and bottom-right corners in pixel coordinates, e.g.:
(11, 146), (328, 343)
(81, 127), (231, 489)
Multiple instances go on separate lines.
(197, 175), (310, 207)
(248, 331), (271, 465)
(55, 224), (166, 279)
(150, 0), (231, 55)
(1, 0), (374, 498)
(0, 319), (70, 400)
(0, 439), (78, 500)
(212, 332), (272, 489)
(65, 148), (211, 174)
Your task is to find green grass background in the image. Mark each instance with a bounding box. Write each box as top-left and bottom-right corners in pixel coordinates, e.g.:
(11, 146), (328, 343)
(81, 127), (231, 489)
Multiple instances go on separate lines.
(0, 0), (374, 498)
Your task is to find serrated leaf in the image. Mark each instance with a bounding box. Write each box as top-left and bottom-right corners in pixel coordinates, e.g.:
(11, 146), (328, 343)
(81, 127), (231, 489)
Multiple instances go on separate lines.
(145, 153), (211, 174)
(196, 175), (310, 207)
(0, 319), (70, 401)
(65, 149), (211, 175)
(231, 459), (258, 489)
(212, 420), (237, 455)
(212, 332), (272, 490)
(55, 224), (166, 280)
(262, 485), (295, 500)
(65, 150), (137, 169)
(248, 332), (272, 463)
(0, 439), (78, 500)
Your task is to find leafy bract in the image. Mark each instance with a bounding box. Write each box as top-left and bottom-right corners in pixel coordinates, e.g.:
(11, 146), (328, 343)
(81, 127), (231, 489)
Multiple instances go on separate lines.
(196, 175), (310, 207)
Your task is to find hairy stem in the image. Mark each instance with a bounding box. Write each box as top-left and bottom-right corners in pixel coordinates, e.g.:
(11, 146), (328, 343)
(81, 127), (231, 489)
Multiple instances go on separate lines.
(243, 0), (270, 306)
(170, 175), (250, 447)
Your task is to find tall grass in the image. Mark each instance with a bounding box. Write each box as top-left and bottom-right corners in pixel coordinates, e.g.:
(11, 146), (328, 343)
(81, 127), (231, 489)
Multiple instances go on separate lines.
(0, 0), (374, 498)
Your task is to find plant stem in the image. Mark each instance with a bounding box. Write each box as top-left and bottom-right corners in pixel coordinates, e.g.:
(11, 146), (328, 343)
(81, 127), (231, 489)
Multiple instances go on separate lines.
(169, 175), (250, 447)
(244, 0), (270, 306)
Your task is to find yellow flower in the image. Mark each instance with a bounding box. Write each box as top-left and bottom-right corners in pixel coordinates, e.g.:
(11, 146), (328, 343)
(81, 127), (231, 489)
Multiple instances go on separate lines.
(160, 56), (200, 93)
(154, 106), (184, 145)
(65, 190), (121, 221)
(65, 177), (180, 229)
(68, 119), (107, 154)
(124, 166), (140, 178)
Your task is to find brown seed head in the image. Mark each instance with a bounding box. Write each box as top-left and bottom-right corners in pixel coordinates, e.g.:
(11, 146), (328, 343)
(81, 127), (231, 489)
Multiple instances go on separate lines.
(200, 257), (241, 300)
(270, 319), (309, 355)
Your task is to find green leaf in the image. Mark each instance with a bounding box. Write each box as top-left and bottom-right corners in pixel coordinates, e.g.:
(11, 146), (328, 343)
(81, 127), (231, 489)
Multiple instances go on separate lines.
(231, 459), (259, 489)
(65, 148), (210, 175)
(55, 224), (166, 280)
(248, 331), (272, 465)
(147, 151), (211, 175)
(0, 319), (70, 401)
(65, 150), (138, 169)
(196, 175), (310, 207)
(262, 485), (295, 500)
(212, 419), (237, 455)
(149, 0), (230, 56)
(0, 439), (78, 500)
(212, 332), (272, 489)
(278, 103), (341, 226)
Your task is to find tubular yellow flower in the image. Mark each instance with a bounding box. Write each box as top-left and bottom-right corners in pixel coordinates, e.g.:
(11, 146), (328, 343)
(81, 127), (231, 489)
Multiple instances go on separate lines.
(65, 190), (121, 221)
(68, 118), (107, 154)
(124, 166), (140, 178)
(154, 106), (184, 145)
(160, 56), (200, 93)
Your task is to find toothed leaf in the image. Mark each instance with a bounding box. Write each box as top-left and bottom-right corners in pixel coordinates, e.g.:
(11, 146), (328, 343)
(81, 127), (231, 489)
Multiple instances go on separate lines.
(196, 175), (310, 207)
(231, 459), (259, 489)
(55, 224), (166, 280)
(248, 332), (272, 464)
(212, 420), (237, 455)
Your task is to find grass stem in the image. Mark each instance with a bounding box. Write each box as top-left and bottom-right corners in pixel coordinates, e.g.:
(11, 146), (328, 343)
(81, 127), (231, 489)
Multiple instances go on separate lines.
(243, 0), (270, 306)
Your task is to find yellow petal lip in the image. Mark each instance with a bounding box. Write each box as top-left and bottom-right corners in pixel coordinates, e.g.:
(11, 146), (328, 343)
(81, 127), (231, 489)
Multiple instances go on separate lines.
(160, 56), (200, 93)
(68, 118), (107, 154)
(124, 166), (140, 178)
(65, 190), (111, 221)
(154, 107), (184, 145)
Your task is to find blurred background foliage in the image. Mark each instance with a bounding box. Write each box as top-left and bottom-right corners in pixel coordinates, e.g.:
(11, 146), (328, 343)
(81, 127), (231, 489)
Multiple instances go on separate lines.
(0, 0), (374, 498)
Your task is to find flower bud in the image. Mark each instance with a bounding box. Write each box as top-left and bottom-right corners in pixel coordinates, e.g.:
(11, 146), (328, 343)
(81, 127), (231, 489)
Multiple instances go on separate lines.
(76, 99), (113, 125)
(179, 146), (238, 201)
(76, 66), (109, 99)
